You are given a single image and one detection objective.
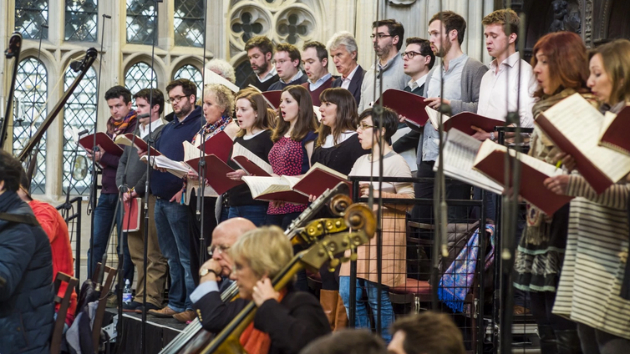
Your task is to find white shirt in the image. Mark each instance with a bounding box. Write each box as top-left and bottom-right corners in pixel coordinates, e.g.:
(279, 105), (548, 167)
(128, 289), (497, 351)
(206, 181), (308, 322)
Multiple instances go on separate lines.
(407, 73), (428, 91)
(258, 67), (277, 83)
(138, 118), (164, 139)
(341, 65), (360, 90)
(321, 131), (356, 148)
(477, 51), (536, 128)
(309, 73), (332, 91)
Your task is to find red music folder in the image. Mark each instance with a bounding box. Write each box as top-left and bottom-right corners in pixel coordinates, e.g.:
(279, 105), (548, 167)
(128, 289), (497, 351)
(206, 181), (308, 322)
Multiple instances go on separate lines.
(473, 140), (573, 215)
(599, 105), (630, 155)
(231, 143), (273, 177)
(197, 131), (233, 163)
(78, 132), (124, 156)
(122, 198), (141, 232)
(186, 154), (244, 195)
(536, 93), (630, 194)
(381, 89), (429, 127)
(241, 176), (310, 204)
(442, 112), (506, 135)
(261, 90), (282, 110)
(292, 163), (351, 198)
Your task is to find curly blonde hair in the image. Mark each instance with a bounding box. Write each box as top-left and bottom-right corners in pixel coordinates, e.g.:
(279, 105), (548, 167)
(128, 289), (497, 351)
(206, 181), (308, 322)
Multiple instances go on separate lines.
(204, 83), (235, 117)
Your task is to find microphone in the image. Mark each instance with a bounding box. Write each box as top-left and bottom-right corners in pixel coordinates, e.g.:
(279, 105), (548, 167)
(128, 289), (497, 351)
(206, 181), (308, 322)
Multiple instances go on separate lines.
(70, 60), (83, 72)
(137, 113), (150, 119)
(77, 129), (89, 137)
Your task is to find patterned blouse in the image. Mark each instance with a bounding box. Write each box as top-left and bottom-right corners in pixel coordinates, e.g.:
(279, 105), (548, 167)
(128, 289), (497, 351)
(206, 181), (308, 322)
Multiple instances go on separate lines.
(267, 131), (317, 215)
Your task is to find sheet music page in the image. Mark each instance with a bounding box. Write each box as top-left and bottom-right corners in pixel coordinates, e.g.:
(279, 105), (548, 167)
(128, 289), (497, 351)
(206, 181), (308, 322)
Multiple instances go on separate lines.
(598, 111), (618, 142)
(543, 93), (630, 182)
(114, 135), (134, 147)
(308, 162), (348, 180)
(183, 140), (201, 161)
(436, 130), (503, 194)
(282, 175), (302, 189)
(153, 155), (190, 178)
(241, 176), (289, 198)
(232, 143), (274, 175)
(426, 107), (451, 130)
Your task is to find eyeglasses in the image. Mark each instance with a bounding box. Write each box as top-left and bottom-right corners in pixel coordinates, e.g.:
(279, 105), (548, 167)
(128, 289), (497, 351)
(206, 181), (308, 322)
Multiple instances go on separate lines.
(357, 122), (376, 130)
(370, 34), (392, 39)
(207, 244), (230, 256)
(166, 95), (190, 104)
(401, 51), (424, 59)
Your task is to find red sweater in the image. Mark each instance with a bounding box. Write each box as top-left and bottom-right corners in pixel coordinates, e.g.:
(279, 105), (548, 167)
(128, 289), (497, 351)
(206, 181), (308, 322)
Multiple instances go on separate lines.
(29, 200), (77, 325)
(301, 76), (334, 106)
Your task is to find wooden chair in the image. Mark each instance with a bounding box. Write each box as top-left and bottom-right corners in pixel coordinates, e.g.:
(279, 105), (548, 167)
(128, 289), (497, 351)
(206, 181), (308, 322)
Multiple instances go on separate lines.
(50, 272), (78, 354)
(91, 262), (117, 351)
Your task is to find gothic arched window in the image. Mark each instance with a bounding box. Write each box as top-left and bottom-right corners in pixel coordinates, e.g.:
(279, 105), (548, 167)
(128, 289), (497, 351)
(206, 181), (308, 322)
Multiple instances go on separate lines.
(173, 64), (203, 99)
(125, 62), (158, 95)
(63, 66), (97, 195)
(15, 0), (49, 39)
(12, 57), (48, 194)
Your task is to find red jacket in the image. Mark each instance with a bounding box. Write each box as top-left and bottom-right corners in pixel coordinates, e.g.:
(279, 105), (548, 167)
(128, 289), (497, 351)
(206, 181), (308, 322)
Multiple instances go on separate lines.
(30, 199), (77, 325)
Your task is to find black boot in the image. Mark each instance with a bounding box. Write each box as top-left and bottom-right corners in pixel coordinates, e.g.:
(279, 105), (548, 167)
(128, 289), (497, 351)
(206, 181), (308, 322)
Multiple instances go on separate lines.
(538, 325), (558, 354)
(555, 330), (583, 354)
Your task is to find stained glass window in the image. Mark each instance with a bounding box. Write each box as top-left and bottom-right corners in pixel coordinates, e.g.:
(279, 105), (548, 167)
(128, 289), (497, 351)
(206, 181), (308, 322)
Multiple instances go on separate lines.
(12, 57), (47, 194)
(63, 66), (97, 195)
(15, 0), (49, 39)
(174, 0), (204, 47)
(173, 64), (203, 99)
(125, 62), (157, 95)
(126, 0), (157, 45)
(65, 0), (98, 42)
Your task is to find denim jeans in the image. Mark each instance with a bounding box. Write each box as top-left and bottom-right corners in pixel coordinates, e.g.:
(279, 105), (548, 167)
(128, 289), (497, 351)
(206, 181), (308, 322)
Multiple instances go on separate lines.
(154, 198), (195, 311)
(88, 193), (134, 284)
(228, 205), (268, 227)
(339, 276), (394, 343)
(578, 323), (630, 354)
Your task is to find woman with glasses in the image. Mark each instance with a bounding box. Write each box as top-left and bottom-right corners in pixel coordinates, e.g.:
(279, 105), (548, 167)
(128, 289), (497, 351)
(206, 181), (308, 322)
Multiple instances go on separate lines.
(339, 107), (413, 342)
(223, 89), (276, 226)
(310, 87), (368, 330)
(193, 226), (331, 353)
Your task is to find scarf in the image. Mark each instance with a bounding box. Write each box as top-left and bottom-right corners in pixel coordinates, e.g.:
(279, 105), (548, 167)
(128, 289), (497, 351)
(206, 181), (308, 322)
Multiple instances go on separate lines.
(438, 225), (495, 313)
(192, 115), (231, 146)
(107, 110), (137, 139)
(524, 88), (597, 245)
(239, 289), (287, 354)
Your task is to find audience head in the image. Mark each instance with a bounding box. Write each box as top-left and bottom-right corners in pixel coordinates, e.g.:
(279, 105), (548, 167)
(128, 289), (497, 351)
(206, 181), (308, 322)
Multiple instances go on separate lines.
(166, 78), (197, 118)
(299, 329), (387, 354)
(105, 85), (133, 121)
(229, 226), (293, 300)
(372, 19), (404, 58)
(388, 312), (465, 354)
(531, 31), (588, 97)
(206, 59), (236, 83)
(356, 107), (398, 151)
(273, 85), (318, 142)
(209, 217), (256, 278)
(428, 11), (467, 57)
(17, 168), (32, 202)
(587, 39), (630, 106)
(275, 43), (302, 82)
(235, 88), (276, 137)
(302, 41), (329, 83)
(317, 88), (358, 146)
(482, 9), (520, 59)
(402, 37), (435, 79)
(133, 88), (164, 125)
(327, 31), (359, 77)
(245, 36), (275, 75)
(0, 150), (23, 195)
(202, 83), (235, 125)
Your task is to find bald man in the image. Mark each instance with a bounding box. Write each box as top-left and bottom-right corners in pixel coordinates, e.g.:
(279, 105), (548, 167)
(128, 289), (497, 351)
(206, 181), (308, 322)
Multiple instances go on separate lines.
(187, 218), (256, 327)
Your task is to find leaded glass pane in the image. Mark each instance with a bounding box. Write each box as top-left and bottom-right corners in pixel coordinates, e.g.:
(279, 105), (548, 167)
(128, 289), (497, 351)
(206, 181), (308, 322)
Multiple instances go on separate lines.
(15, 0), (49, 39)
(12, 57), (47, 194)
(126, 0), (157, 45)
(63, 66), (97, 195)
(65, 0), (98, 42)
(125, 62), (157, 95)
(173, 65), (202, 99)
(174, 0), (204, 47)
(234, 60), (254, 89)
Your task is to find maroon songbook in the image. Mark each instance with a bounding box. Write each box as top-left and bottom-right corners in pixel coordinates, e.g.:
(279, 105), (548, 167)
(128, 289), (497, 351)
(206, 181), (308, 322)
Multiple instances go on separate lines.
(443, 112), (506, 135)
(261, 90), (283, 110)
(381, 89), (429, 127)
(79, 132), (124, 156)
(186, 154), (244, 195)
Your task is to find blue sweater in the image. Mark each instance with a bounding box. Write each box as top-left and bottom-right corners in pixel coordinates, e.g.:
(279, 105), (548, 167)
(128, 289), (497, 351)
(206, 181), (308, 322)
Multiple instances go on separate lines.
(151, 106), (203, 199)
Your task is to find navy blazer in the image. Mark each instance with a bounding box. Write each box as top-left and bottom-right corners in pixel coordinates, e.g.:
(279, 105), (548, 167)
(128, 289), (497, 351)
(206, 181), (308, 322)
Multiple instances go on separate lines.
(331, 65), (365, 107)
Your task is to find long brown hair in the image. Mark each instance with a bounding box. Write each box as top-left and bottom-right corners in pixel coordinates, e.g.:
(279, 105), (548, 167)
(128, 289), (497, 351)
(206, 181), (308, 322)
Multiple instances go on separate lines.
(316, 88), (358, 147)
(531, 31), (589, 98)
(271, 85), (318, 143)
(234, 89), (275, 138)
(591, 39), (630, 106)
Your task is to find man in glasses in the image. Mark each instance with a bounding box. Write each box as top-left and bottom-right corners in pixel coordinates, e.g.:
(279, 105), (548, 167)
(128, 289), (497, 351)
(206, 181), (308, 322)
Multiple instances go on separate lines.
(190, 218), (256, 329)
(268, 43), (308, 91)
(357, 19), (410, 113)
(147, 79), (202, 322)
